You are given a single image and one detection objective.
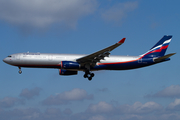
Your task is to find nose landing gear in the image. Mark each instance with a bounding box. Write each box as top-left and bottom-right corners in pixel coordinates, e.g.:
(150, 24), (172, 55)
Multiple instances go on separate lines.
(18, 67), (22, 74)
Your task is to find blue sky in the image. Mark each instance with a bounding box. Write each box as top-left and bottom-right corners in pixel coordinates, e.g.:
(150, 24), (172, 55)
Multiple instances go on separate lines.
(0, 0), (180, 120)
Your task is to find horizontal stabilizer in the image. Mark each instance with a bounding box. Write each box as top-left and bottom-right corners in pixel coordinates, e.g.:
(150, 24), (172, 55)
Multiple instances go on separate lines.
(154, 53), (176, 62)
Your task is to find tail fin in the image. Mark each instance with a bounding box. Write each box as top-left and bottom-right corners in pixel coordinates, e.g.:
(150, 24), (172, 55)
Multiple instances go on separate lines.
(141, 35), (172, 58)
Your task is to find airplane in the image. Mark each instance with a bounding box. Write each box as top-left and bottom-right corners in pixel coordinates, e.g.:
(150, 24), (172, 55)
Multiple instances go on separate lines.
(3, 35), (175, 81)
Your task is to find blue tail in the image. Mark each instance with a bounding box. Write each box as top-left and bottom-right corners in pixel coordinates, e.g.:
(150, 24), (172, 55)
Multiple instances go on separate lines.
(141, 35), (172, 58)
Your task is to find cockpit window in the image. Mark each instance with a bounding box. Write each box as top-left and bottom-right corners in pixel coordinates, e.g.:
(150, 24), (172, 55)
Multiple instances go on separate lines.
(7, 55), (12, 57)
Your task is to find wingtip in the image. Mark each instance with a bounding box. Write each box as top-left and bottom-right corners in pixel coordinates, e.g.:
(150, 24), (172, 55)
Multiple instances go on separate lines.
(118, 38), (126, 43)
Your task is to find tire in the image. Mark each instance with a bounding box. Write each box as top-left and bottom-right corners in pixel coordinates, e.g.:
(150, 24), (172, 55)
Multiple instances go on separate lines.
(91, 73), (94, 77)
(19, 70), (22, 74)
(88, 77), (92, 81)
(84, 74), (88, 78)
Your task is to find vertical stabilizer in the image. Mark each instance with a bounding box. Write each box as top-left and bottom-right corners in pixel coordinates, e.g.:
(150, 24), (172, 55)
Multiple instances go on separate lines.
(141, 35), (172, 58)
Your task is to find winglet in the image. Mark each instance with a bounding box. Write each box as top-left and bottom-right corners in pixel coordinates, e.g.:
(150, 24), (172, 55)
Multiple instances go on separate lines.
(118, 38), (126, 43)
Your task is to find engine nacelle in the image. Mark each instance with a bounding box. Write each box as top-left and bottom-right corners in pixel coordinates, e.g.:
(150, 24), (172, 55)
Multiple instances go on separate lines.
(59, 69), (78, 75)
(61, 61), (80, 69)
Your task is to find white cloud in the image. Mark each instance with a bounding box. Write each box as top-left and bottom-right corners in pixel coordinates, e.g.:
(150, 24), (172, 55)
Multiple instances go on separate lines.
(88, 115), (107, 120)
(19, 87), (42, 99)
(0, 100), (178, 120)
(86, 101), (162, 116)
(45, 108), (61, 115)
(146, 85), (180, 98)
(0, 108), (48, 120)
(63, 108), (73, 115)
(0, 97), (24, 108)
(87, 101), (113, 113)
(160, 113), (180, 120)
(119, 101), (163, 114)
(101, 1), (138, 24)
(0, 0), (97, 28)
(43, 88), (93, 105)
(167, 98), (180, 111)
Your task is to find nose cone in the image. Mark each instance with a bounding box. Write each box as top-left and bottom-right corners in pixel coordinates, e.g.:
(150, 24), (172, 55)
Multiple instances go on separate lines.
(3, 58), (6, 63)
(3, 58), (8, 64)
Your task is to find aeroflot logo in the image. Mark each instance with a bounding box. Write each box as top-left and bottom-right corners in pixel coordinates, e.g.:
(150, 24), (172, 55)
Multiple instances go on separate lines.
(23, 53), (40, 55)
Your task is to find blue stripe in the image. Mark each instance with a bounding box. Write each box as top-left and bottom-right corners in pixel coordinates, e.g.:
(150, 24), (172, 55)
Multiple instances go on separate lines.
(93, 59), (155, 70)
(150, 35), (172, 50)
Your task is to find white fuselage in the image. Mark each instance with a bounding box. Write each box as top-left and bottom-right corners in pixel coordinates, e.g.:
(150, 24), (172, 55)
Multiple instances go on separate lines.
(3, 53), (139, 71)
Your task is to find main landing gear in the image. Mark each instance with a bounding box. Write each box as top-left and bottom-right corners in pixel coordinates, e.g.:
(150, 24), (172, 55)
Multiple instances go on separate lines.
(83, 70), (95, 81)
(83, 64), (95, 81)
(18, 67), (22, 74)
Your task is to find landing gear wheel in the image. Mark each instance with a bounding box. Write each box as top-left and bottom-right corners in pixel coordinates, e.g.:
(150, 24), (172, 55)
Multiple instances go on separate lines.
(91, 73), (94, 77)
(83, 70), (94, 80)
(84, 74), (88, 78)
(88, 77), (92, 81)
(19, 70), (22, 74)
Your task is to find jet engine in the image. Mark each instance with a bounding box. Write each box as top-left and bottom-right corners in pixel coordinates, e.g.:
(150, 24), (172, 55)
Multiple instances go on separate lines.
(61, 61), (80, 69)
(59, 69), (78, 75)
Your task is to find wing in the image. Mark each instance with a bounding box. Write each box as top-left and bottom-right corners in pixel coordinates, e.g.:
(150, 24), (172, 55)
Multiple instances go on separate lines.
(76, 38), (126, 66)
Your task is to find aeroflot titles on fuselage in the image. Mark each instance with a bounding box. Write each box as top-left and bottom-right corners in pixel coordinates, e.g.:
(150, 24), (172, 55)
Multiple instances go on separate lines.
(23, 53), (40, 55)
